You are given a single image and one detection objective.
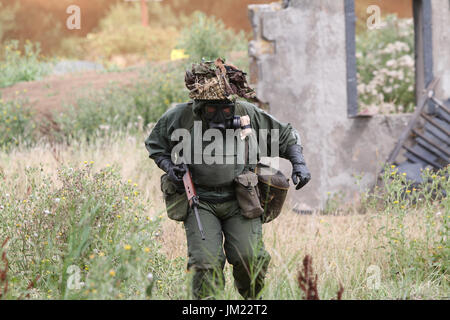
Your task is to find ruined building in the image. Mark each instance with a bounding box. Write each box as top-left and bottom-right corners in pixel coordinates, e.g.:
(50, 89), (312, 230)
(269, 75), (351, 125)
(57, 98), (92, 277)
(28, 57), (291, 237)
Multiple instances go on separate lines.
(248, 0), (450, 210)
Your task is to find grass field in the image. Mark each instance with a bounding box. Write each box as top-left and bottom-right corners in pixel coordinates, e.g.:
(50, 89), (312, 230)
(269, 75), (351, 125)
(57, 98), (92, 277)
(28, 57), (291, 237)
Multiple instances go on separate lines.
(1, 132), (448, 300)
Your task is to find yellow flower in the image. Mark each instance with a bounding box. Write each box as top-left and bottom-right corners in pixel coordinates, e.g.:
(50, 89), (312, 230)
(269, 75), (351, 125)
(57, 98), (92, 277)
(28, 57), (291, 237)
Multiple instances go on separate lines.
(144, 247), (150, 253)
(98, 252), (105, 257)
(124, 244), (132, 250)
(391, 165), (396, 168)
(116, 215), (121, 219)
(406, 190), (411, 193)
(109, 270), (116, 277)
(393, 201), (399, 204)
(124, 196), (129, 200)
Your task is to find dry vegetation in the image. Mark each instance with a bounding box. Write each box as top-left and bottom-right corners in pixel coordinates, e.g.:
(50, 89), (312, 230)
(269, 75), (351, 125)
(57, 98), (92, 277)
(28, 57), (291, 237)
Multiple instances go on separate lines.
(1, 133), (447, 299)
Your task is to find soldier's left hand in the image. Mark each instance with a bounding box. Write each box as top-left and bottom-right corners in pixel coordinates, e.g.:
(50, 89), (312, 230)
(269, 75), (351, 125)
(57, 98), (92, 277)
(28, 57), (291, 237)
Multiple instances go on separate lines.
(292, 164), (311, 190)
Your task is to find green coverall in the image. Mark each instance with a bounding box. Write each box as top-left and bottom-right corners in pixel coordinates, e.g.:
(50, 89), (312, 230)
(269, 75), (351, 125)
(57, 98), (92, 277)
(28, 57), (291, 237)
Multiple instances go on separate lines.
(145, 99), (302, 299)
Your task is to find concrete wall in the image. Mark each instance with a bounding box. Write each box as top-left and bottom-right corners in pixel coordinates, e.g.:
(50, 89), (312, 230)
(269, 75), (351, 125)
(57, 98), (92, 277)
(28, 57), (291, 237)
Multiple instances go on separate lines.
(432, 0), (450, 98)
(247, 0), (450, 210)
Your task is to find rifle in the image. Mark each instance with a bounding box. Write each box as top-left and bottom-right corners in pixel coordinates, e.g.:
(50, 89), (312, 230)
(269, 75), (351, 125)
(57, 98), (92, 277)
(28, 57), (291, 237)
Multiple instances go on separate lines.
(181, 163), (206, 240)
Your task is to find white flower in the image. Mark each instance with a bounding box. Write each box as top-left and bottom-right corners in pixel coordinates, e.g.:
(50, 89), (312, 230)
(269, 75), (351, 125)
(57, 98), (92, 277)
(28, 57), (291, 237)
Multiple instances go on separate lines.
(54, 198), (61, 203)
(147, 273), (154, 282)
(44, 209), (51, 215)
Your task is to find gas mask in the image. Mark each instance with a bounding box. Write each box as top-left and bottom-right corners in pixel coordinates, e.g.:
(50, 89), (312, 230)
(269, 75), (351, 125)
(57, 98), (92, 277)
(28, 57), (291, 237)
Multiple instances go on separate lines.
(202, 101), (241, 131)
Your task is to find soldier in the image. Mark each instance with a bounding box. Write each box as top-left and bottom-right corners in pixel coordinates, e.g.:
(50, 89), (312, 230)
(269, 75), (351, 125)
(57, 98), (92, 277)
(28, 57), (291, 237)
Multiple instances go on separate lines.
(145, 59), (310, 300)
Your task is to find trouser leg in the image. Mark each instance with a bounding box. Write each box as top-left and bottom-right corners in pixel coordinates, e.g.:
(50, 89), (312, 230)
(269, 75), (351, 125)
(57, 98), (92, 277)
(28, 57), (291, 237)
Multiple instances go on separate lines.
(183, 202), (225, 299)
(222, 201), (271, 299)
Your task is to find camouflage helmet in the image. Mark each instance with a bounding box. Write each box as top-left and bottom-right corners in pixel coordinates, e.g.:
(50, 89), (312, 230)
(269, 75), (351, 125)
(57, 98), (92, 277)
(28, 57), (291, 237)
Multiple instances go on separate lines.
(185, 58), (257, 101)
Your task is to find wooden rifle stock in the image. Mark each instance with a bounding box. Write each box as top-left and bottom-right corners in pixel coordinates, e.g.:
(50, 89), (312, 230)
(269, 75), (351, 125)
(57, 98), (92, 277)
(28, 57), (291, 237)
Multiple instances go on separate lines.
(181, 163), (206, 240)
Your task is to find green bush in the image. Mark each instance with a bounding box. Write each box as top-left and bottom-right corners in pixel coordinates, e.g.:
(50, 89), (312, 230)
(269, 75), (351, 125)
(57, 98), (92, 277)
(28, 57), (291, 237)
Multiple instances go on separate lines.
(0, 94), (35, 150)
(177, 11), (248, 62)
(366, 164), (449, 280)
(356, 15), (415, 114)
(0, 163), (173, 299)
(0, 40), (51, 88)
(81, 2), (190, 62)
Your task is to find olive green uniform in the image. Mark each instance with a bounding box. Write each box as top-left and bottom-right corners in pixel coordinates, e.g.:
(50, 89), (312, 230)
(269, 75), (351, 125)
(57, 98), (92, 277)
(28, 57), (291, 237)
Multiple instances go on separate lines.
(145, 100), (301, 299)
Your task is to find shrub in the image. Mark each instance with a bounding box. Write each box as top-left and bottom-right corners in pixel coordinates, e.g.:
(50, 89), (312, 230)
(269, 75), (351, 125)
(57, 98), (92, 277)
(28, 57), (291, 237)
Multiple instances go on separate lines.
(356, 15), (415, 114)
(0, 40), (51, 88)
(177, 11), (248, 62)
(0, 163), (169, 299)
(81, 2), (189, 62)
(0, 94), (35, 150)
(367, 164), (449, 280)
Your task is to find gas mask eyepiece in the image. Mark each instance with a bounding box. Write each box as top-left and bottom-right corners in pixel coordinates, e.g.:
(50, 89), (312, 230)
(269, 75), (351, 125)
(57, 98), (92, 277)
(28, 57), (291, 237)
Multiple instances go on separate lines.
(202, 102), (241, 131)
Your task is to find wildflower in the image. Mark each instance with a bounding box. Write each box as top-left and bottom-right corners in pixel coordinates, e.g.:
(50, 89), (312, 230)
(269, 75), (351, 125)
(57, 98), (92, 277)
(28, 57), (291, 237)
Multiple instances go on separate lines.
(124, 244), (132, 250)
(144, 247), (150, 253)
(98, 252), (105, 257)
(147, 273), (154, 282)
(89, 254), (95, 260)
(124, 196), (129, 200)
(44, 209), (51, 215)
(406, 190), (411, 193)
(393, 201), (399, 204)
(116, 215), (121, 219)
(109, 270), (116, 277)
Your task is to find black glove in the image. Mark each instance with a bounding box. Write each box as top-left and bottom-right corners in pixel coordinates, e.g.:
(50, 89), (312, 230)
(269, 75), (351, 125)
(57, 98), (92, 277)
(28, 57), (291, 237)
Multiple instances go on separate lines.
(155, 156), (186, 184)
(285, 144), (311, 190)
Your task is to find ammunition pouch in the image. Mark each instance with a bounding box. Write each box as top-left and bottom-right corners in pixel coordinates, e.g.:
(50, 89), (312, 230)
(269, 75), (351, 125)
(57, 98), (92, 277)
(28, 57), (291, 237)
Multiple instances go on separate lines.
(256, 164), (290, 223)
(234, 171), (264, 219)
(161, 174), (189, 221)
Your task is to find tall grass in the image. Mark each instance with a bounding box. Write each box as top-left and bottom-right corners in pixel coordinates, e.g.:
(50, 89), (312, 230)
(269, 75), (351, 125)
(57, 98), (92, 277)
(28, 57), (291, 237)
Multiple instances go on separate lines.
(1, 134), (447, 300)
